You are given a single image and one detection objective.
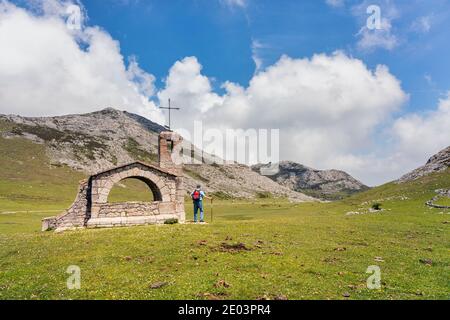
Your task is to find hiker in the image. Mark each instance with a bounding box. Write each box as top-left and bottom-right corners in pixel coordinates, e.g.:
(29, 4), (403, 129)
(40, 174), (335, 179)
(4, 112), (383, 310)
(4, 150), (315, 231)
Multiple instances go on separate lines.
(191, 185), (211, 223)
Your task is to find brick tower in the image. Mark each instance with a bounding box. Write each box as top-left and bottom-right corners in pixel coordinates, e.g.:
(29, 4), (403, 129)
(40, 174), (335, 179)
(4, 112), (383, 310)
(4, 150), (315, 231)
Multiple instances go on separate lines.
(158, 131), (183, 176)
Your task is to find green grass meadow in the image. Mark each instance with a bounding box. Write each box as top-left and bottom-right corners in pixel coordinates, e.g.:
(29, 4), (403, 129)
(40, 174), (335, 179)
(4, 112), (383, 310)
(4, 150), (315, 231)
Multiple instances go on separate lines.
(0, 136), (449, 300)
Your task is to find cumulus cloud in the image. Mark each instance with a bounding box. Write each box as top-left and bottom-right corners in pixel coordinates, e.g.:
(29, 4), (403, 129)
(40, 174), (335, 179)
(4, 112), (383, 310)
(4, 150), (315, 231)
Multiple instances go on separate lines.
(161, 52), (413, 185)
(157, 57), (224, 114)
(340, 93), (450, 184)
(0, 0), (164, 122)
(391, 93), (450, 163)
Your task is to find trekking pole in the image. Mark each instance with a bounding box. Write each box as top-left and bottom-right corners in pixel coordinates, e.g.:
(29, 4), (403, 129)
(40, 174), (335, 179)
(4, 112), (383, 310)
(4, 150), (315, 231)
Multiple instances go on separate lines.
(211, 198), (213, 223)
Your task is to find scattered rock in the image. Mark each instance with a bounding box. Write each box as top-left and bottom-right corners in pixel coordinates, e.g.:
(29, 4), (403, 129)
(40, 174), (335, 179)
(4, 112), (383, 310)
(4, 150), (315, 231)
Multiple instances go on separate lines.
(257, 293), (288, 300)
(323, 257), (340, 264)
(149, 281), (168, 289)
(214, 279), (231, 288)
(419, 258), (433, 266)
(270, 251), (283, 256)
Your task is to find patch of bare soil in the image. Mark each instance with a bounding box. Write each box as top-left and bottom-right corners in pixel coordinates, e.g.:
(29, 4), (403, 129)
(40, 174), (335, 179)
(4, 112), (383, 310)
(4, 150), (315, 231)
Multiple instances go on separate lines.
(219, 242), (252, 253)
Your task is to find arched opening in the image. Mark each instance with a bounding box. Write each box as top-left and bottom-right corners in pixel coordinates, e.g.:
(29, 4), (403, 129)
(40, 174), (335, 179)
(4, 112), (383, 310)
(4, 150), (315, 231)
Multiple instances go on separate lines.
(107, 177), (162, 203)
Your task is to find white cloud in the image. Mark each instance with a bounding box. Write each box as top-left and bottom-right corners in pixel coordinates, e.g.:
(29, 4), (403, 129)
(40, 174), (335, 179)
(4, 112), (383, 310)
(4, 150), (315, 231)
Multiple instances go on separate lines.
(0, 0), (164, 123)
(220, 0), (247, 8)
(411, 15), (432, 33)
(251, 39), (264, 72)
(127, 55), (156, 97)
(157, 57), (224, 114)
(356, 18), (399, 51)
(343, 93), (450, 184)
(391, 93), (450, 164)
(326, 0), (344, 8)
(352, 0), (400, 52)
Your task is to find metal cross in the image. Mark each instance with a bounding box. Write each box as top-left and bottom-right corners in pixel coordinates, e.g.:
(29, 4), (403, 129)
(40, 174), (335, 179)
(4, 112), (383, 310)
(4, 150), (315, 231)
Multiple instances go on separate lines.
(160, 99), (180, 131)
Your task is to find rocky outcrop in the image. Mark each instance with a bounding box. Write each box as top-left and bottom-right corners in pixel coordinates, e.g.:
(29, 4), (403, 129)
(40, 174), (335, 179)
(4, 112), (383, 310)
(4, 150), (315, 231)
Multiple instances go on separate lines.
(252, 161), (368, 200)
(398, 146), (450, 183)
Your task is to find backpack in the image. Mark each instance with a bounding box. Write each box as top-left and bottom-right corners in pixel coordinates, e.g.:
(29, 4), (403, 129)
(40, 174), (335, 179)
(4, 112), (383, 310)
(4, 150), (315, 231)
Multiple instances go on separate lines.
(192, 190), (201, 201)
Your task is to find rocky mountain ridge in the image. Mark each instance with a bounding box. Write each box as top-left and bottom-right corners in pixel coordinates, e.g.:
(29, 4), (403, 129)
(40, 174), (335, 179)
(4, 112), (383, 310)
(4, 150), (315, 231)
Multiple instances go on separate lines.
(0, 108), (314, 201)
(252, 161), (369, 200)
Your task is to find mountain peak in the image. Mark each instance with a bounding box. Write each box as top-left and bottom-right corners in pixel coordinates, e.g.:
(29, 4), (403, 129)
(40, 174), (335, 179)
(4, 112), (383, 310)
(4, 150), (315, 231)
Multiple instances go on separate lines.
(399, 146), (450, 183)
(96, 107), (123, 114)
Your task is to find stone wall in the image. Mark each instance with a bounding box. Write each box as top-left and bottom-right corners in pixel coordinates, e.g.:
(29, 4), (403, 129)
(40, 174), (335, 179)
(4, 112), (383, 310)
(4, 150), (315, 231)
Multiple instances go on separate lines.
(97, 202), (159, 217)
(425, 189), (450, 209)
(42, 180), (90, 231)
(86, 201), (181, 228)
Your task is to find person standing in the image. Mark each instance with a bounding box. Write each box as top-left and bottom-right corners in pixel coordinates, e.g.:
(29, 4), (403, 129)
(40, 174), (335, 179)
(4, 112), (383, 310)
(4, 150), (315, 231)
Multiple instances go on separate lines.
(190, 185), (210, 223)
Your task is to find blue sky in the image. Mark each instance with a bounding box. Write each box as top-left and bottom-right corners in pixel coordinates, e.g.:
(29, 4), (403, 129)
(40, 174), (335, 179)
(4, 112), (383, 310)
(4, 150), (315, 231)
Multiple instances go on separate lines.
(1, 0), (450, 185)
(76, 0), (450, 114)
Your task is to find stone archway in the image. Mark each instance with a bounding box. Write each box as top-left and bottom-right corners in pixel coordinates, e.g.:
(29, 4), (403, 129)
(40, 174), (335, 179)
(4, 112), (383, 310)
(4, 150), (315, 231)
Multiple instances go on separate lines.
(42, 132), (185, 232)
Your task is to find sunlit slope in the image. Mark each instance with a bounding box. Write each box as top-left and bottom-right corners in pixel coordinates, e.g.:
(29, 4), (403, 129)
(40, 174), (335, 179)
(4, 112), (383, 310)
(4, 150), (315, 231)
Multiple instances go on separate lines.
(341, 168), (450, 208)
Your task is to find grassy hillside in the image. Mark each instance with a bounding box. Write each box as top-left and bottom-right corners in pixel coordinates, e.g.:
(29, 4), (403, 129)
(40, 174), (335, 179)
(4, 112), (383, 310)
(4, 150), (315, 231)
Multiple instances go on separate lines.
(0, 135), (156, 211)
(0, 136), (84, 212)
(0, 132), (448, 300)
